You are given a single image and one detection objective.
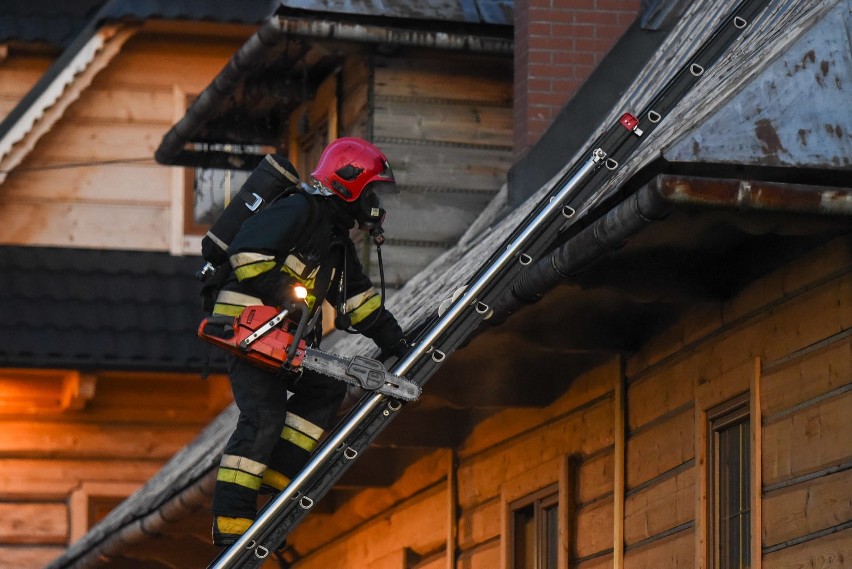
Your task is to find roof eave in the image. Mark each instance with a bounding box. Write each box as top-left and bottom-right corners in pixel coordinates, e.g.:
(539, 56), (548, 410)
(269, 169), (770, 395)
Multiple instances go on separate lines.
(154, 13), (513, 167)
(487, 173), (852, 323)
(0, 23), (139, 185)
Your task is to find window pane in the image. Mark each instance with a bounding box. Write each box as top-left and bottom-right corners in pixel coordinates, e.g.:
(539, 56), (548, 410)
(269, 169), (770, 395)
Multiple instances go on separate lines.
(510, 487), (559, 569)
(717, 417), (750, 569)
(194, 169), (251, 225)
(514, 505), (535, 569)
(544, 503), (559, 569)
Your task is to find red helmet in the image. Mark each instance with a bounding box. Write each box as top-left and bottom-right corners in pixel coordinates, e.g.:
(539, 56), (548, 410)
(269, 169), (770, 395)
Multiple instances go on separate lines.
(310, 137), (397, 202)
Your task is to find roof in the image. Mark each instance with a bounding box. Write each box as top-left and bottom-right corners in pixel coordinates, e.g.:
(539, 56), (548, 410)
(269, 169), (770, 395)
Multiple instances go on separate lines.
(0, 246), (225, 373)
(0, 1), (106, 48)
(508, 0), (852, 205)
(278, 0), (513, 26)
(154, 2), (514, 170)
(46, 0), (851, 567)
(95, 0), (279, 25)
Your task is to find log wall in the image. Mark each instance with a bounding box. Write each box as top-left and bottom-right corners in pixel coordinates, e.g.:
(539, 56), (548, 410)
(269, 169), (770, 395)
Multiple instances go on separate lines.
(288, 236), (851, 568)
(0, 51), (53, 117)
(0, 370), (231, 568)
(0, 32), (245, 251)
(369, 51), (514, 286)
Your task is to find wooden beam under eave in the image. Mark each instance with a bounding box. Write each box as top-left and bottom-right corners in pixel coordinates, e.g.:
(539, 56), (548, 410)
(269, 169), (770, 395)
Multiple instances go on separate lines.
(60, 371), (97, 411)
(427, 339), (613, 408)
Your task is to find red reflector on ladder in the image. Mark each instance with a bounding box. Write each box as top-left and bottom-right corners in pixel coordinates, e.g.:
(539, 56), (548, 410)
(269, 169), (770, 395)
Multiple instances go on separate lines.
(619, 113), (643, 136)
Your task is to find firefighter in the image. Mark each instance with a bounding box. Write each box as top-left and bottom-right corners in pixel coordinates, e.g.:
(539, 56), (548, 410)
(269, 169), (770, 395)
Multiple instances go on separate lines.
(209, 138), (408, 546)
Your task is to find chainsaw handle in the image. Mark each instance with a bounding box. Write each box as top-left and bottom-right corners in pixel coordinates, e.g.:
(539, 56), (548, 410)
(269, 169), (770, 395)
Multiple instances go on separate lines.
(285, 302), (311, 365)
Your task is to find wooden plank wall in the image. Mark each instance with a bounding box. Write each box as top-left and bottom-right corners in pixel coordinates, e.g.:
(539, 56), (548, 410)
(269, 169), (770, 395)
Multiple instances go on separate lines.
(369, 51), (513, 286)
(625, 236), (850, 569)
(0, 33), (244, 250)
(289, 450), (452, 569)
(339, 56), (370, 140)
(0, 51), (53, 118)
(287, 236), (850, 568)
(0, 369), (232, 568)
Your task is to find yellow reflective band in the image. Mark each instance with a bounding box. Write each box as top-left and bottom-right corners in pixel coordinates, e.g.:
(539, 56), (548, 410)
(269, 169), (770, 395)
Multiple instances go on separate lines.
(284, 255), (306, 277)
(234, 260), (275, 281)
(281, 426), (318, 452)
(216, 516), (253, 534)
(213, 303), (246, 317)
(262, 469), (291, 491)
(285, 413), (324, 440)
(349, 294), (382, 325)
(230, 252), (274, 267)
(344, 288), (377, 313)
(217, 467), (262, 490)
(280, 266), (315, 290)
(283, 254), (319, 280)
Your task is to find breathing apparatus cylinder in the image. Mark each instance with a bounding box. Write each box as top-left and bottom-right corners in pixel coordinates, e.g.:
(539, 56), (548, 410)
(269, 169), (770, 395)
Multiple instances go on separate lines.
(198, 154), (301, 278)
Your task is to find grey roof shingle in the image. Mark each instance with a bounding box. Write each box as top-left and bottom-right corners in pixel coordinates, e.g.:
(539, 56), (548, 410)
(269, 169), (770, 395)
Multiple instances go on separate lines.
(0, 1), (106, 47)
(0, 246), (225, 373)
(279, 0), (513, 25)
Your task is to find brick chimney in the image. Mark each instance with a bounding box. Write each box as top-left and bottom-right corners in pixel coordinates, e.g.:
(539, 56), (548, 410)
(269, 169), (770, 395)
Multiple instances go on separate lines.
(513, 0), (640, 160)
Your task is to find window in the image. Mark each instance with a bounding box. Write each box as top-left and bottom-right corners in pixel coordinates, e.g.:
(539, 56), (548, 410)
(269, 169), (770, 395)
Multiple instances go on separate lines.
(70, 482), (141, 542)
(708, 394), (751, 569)
(185, 144), (265, 236)
(509, 485), (559, 569)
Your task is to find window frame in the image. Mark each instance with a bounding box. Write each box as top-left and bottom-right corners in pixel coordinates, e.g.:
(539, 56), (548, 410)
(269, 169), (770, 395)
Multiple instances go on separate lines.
(501, 455), (571, 569)
(69, 481), (141, 543)
(707, 393), (751, 569)
(508, 484), (560, 569)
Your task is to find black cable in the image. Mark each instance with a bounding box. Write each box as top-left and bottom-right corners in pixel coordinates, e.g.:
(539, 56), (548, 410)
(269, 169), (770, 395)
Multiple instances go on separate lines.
(1, 156), (154, 174)
(376, 241), (386, 302)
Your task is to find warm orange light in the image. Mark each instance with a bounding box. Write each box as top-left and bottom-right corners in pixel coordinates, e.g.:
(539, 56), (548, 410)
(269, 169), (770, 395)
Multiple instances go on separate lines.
(293, 285), (308, 300)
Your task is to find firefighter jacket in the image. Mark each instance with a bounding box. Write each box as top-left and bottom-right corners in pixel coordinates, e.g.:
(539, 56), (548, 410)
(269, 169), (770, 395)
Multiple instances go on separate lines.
(211, 190), (404, 353)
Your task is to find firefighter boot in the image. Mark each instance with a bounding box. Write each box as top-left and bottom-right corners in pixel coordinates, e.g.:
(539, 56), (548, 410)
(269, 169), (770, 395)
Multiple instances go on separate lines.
(212, 516), (253, 547)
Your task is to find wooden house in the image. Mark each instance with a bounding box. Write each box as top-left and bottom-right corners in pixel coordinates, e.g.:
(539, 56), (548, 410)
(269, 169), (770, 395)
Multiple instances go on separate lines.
(6, 0), (852, 568)
(0, 1), (513, 567)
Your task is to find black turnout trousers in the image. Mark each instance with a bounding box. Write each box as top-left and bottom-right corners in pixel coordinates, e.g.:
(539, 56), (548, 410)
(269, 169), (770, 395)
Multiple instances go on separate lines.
(212, 354), (347, 520)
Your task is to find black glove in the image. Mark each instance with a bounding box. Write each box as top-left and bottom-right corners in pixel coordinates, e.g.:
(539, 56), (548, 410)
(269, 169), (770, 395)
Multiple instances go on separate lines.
(379, 337), (410, 362)
(390, 337), (410, 358)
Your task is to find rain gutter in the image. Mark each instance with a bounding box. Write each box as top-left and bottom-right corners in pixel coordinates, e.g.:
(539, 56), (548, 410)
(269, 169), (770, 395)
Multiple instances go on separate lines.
(154, 14), (513, 165)
(87, 472), (217, 561)
(488, 174), (852, 320)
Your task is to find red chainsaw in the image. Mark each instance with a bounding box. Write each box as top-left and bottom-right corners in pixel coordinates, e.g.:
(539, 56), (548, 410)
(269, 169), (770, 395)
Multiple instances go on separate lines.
(197, 289), (419, 401)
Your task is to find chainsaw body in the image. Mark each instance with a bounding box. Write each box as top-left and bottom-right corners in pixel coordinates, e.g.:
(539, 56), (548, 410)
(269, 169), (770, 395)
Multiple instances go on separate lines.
(198, 305), (306, 372)
(198, 305), (420, 401)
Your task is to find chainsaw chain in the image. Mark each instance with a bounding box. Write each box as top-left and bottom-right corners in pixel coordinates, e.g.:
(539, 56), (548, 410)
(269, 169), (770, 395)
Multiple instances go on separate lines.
(301, 348), (421, 402)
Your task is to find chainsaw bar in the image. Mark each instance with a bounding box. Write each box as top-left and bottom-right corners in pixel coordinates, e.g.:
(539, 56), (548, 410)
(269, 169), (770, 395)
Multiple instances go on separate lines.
(301, 348), (421, 402)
